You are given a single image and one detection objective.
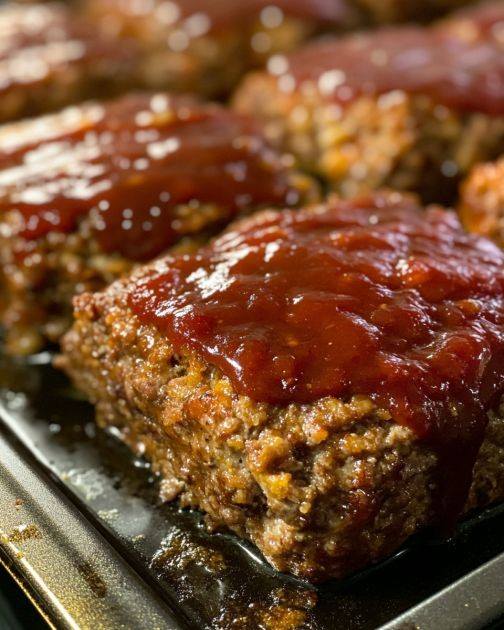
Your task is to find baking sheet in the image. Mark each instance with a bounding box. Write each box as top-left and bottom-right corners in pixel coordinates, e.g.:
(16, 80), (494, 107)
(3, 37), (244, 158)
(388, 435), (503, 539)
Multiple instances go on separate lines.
(1, 350), (504, 629)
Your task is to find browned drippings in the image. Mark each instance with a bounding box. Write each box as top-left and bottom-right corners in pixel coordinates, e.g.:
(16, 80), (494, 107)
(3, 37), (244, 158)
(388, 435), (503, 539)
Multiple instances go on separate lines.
(216, 586), (318, 630)
(8, 523), (41, 543)
(151, 530), (226, 575)
(76, 560), (108, 598)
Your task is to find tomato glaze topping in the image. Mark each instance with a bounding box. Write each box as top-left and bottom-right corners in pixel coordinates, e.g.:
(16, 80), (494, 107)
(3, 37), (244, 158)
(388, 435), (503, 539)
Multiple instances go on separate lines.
(0, 93), (303, 260)
(130, 192), (504, 524)
(267, 2), (504, 115)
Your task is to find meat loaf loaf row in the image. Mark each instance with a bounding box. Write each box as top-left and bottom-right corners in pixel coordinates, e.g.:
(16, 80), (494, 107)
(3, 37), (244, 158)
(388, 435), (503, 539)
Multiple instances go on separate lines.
(84, 0), (479, 99)
(1, 0), (480, 123)
(0, 0), (350, 121)
(233, 1), (504, 203)
(459, 157), (504, 246)
(84, 0), (353, 98)
(0, 92), (317, 355)
(0, 3), (137, 123)
(60, 191), (504, 582)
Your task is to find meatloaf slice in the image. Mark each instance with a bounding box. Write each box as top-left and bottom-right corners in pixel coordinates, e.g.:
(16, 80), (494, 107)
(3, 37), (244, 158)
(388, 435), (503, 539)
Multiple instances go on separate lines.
(459, 157), (504, 247)
(0, 92), (317, 355)
(83, 0), (353, 98)
(60, 192), (504, 582)
(0, 3), (136, 123)
(233, 1), (504, 203)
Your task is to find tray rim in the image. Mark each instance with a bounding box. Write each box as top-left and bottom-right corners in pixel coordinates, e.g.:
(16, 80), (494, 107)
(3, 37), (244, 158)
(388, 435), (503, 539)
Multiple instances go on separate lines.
(0, 427), (185, 630)
(381, 550), (504, 630)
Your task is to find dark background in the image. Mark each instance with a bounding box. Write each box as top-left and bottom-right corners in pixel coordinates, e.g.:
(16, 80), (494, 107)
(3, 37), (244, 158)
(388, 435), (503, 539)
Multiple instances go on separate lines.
(0, 564), (46, 630)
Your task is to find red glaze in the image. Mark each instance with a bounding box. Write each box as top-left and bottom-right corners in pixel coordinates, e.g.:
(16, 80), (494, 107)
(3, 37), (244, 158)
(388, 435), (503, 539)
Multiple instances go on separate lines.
(129, 193), (504, 524)
(269, 2), (504, 115)
(0, 93), (302, 261)
(0, 4), (132, 96)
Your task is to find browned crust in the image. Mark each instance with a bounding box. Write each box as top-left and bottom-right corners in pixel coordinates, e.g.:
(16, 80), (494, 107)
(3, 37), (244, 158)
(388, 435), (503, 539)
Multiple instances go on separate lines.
(0, 217), (130, 354)
(59, 264), (504, 582)
(459, 158), (504, 247)
(0, 202), (234, 354)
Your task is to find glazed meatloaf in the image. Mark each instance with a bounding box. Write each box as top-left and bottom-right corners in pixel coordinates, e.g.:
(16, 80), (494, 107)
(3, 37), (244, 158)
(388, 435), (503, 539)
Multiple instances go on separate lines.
(1, 0), (479, 120)
(0, 2), (137, 123)
(61, 191), (504, 582)
(233, 1), (504, 202)
(83, 0), (480, 100)
(83, 0), (352, 98)
(0, 92), (316, 355)
(459, 157), (504, 246)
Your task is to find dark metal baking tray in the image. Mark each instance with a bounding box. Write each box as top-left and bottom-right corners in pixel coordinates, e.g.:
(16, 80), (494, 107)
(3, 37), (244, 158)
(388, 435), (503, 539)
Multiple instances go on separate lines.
(1, 350), (504, 629)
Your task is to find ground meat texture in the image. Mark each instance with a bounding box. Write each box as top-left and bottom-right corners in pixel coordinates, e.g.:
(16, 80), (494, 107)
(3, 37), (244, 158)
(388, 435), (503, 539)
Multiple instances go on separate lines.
(60, 192), (504, 582)
(0, 3), (137, 123)
(0, 92), (317, 355)
(459, 158), (504, 247)
(233, 1), (504, 203)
